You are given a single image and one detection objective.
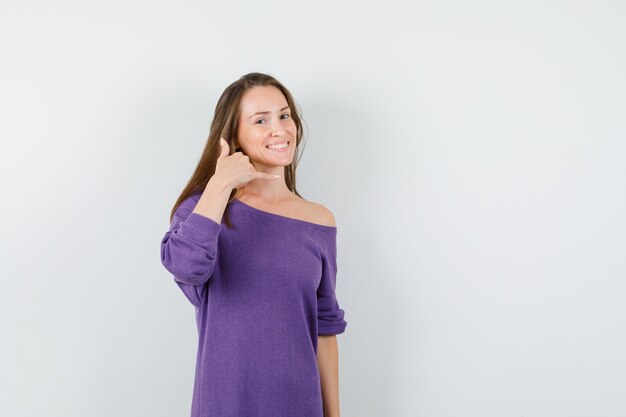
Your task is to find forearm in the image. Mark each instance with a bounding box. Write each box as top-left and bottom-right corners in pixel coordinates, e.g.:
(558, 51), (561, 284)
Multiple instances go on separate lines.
(192, 176), (233, 224)
(316, 335), (341, 417)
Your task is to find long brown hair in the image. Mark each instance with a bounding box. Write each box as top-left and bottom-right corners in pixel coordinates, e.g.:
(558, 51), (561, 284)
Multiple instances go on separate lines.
(168, 72), (307, 229)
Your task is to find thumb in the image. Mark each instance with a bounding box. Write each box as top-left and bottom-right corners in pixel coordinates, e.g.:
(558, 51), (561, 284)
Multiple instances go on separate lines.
(218, 137), (230, 159)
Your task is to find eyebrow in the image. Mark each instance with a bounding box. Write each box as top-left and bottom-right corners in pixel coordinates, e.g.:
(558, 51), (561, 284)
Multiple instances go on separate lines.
(249, 106), (290, 120)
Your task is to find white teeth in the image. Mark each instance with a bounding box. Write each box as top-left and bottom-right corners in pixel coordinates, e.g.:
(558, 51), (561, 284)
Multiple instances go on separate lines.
(267, 142), (288, 150)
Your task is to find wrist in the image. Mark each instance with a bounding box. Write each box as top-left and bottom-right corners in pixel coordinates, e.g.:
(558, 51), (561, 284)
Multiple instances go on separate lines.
(207, 175), (233, 194)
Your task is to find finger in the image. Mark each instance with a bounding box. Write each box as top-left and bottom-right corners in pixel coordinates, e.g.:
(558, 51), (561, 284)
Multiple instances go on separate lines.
(218, 137), (230, 159)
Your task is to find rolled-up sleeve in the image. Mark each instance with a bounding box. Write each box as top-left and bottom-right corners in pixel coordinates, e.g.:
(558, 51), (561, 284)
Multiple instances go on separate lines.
(160, 194), (221, 307)
(317, 231), (347, 335)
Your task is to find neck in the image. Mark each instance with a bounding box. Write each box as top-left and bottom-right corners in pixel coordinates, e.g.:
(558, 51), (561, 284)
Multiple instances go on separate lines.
(235, 179), (293, 203)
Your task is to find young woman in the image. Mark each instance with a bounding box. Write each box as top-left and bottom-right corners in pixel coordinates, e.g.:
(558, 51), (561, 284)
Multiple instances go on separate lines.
(160, 72), (348, 417)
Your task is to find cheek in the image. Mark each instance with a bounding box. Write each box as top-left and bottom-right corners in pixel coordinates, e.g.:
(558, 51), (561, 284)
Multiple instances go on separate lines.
(244, 127), (263, 140)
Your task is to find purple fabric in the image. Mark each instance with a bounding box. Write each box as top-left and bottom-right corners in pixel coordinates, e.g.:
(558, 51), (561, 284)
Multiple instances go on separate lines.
(160, 192), (347, 417)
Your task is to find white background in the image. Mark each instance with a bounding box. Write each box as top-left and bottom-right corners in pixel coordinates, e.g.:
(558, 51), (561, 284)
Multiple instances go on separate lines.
(1, 1), (625, 416)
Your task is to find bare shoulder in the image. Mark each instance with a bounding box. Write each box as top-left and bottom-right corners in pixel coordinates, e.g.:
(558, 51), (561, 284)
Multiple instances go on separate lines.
(298, 199), (336, 227)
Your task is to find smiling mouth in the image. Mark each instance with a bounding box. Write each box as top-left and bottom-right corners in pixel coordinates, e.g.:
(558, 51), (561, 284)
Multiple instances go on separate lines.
(266, 141), (290, 150)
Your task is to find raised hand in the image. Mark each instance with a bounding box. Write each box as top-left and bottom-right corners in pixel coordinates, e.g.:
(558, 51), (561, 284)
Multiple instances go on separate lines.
(214, 137), (281, 190)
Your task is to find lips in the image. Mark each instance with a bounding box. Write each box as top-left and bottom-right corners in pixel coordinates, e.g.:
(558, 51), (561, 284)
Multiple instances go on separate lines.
(266, 141), (290, 153)
(265, 140), (289, 147)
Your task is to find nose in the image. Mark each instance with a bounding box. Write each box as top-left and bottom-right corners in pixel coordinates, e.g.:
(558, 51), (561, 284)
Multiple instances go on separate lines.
(271, 124), (288, 137)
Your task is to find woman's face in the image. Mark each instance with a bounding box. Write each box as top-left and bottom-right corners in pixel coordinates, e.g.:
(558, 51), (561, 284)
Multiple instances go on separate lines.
(236, 85), (297, 169)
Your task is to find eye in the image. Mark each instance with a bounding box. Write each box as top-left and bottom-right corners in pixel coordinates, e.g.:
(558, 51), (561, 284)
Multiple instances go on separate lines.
(255, 114), (290, 124)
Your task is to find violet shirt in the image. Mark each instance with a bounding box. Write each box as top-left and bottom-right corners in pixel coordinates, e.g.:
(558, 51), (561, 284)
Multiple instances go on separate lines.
(160, 192), (347, 417)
